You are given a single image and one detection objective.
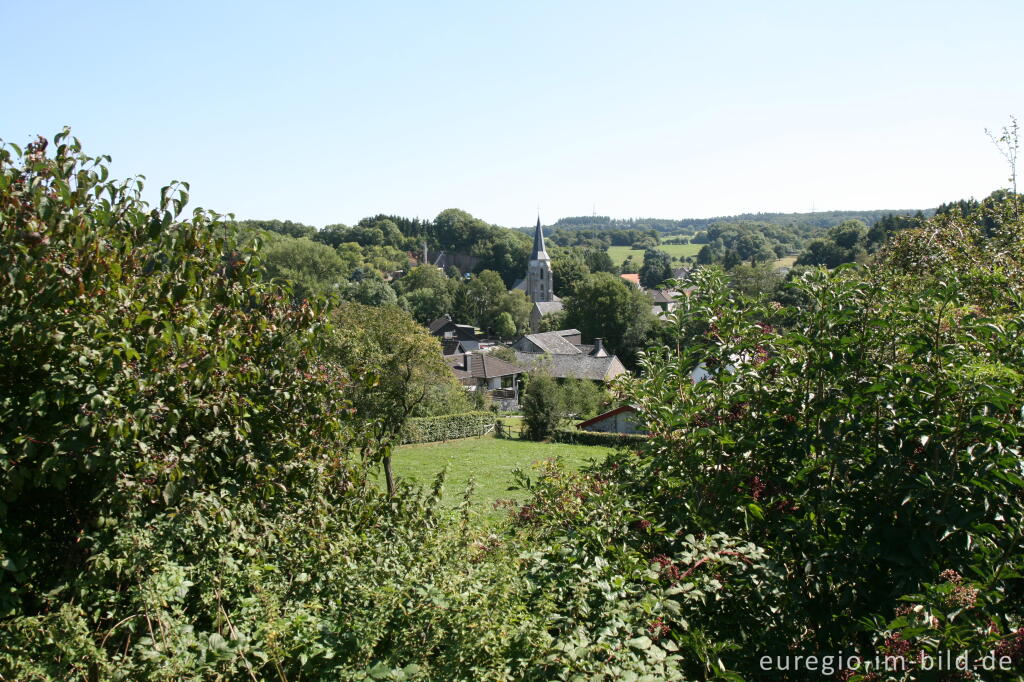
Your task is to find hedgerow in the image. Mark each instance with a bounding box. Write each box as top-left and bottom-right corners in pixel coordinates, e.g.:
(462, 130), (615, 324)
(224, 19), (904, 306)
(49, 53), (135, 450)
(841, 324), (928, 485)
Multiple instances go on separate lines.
(551, 427), (648, 447)
(399, 411), (495, 444)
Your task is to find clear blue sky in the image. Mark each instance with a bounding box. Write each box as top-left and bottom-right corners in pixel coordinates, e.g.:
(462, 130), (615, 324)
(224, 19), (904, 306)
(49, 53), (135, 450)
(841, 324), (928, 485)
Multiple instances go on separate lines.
(5, 1), (1023, 228)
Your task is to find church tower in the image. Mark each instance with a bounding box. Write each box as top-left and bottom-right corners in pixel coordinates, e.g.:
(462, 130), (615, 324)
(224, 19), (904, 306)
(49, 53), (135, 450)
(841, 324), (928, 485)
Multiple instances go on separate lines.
(526, 216), (554, 303)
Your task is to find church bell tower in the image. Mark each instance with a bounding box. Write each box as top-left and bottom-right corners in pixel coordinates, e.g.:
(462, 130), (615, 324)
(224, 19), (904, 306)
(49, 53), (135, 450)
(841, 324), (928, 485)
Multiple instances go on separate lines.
(526, 216), (553, 303)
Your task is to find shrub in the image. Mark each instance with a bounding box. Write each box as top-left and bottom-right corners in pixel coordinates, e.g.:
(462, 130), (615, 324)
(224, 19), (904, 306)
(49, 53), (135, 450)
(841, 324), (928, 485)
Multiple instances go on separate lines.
(618, 199), (1024, 673)
(0, 132), (362, 618)
(521, 372), (564, 440)
(552, 427), (648, 447)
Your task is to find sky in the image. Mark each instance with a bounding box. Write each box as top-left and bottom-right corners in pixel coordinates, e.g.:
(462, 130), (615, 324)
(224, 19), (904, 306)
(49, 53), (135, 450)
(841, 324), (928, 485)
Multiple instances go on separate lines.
(4, 1), (1023, 228)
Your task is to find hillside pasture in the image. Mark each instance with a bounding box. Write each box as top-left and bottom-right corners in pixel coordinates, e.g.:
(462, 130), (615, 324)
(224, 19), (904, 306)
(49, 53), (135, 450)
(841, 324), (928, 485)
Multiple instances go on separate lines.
(607, 242), (702, 267)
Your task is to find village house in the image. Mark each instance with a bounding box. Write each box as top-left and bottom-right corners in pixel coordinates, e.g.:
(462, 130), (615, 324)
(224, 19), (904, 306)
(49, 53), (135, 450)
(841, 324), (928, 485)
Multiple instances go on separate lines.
(510, 330), (627, 383)
(444, 351), (527, 409)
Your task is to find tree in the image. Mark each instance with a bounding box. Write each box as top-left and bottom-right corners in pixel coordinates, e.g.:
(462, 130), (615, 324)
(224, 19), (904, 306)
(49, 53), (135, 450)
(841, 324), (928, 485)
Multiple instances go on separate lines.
(563, 272), (654, 367)
(461, 270), (507, 332)
(400, 287), (450, 324)
(497, 289), (531, 335)
(313, 223), (352, 248)
(262, 236), (350, 300)
(494, 312), (517, 340)
(394, 264), (448, 296)
(331, 303), (453, 496)
(552, 253), (591, 297)
(561, 378), (606, 419)
(0, 131), (362, 615)
(237, 218), (316, 239)
(583, 248), (616, 274)
(639, 248), (672, 288)
(538, 310), (567, 332)
(728, 262), (784, 297)
(521, 372), (564, 440)
(348, 279), (398, 307)
(472, 232), (531, 287)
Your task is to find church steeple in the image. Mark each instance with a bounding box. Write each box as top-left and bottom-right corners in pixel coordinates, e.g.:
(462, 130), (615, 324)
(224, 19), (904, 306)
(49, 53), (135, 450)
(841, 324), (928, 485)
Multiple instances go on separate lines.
(530, 215), (550, 261)
(526, 216), (554, 302)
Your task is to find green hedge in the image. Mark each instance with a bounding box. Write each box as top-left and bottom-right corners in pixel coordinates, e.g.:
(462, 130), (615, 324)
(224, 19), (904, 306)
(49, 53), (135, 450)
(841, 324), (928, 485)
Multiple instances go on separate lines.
(552, 427), (648, 447)
(400, 411), (496, 444)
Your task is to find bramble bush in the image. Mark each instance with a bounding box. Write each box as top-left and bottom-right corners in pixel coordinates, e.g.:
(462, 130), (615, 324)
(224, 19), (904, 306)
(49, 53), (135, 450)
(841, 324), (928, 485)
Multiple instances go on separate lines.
(614, 195), (1024, 677)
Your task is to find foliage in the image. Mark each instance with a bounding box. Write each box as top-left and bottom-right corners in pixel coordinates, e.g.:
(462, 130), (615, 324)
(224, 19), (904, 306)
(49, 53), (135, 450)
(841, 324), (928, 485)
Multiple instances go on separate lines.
(506, 459), (784, 680)
(551, 428), (648, 447)
(330, 303), (457, 493)
(346, 278), (398, 307)
(235, 218), (316, 239)
(563, 272), (655, 367)
(0, 131), (363, 629)
(551, 253), (590, 297)
(617, 198), (1024, 674)
(560, 377), (609, 419)
(262, 235), (350, 300)
(537, 309), (567, 333)
(521, 373), (565, 440)
(494, 312), (517, 340)
(400, 411), (496, 445)
(639, 247), (673, 288)
(795, 219), (870, 268)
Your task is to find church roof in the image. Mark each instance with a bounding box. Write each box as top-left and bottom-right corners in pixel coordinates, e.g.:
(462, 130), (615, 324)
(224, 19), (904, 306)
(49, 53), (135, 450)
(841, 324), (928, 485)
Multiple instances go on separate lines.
(530, 216), (550, 262)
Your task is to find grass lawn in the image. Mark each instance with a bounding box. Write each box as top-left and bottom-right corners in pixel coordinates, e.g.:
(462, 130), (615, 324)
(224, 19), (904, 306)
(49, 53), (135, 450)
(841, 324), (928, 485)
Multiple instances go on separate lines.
(390, 432), (615, 524)
(607, 243), (701, 268)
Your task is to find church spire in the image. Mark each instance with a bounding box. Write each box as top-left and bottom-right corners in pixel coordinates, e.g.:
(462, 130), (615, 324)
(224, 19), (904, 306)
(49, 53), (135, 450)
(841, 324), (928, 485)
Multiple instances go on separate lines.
(531, 215), (550, 261)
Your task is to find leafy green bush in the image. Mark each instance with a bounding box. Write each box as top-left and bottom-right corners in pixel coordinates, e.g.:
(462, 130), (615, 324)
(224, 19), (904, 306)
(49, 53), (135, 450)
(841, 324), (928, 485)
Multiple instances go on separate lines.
(0, 132), (363, 619)
(551, 427), (647, 447)
(521, 373), (564, 440)
(617, 198), (1024, 674)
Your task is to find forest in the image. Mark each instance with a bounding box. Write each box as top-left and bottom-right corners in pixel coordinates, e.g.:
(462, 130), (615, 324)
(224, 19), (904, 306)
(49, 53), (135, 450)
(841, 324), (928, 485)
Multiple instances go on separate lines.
(2, 131), (1023, 680)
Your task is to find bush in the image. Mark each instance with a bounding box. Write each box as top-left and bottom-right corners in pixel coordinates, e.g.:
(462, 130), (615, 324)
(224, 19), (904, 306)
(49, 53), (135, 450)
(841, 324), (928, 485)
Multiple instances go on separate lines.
(617, 198), (1024, 674)
(521, 372), (564, 440)
(399, 411), (495, 444)
(0, 132), (362, 618)
(552, 427), (647, 447)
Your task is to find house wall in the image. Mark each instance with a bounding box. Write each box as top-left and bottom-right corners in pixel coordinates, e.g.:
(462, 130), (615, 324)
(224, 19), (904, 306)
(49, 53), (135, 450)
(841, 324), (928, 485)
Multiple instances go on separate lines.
(582, 409), (643, 434)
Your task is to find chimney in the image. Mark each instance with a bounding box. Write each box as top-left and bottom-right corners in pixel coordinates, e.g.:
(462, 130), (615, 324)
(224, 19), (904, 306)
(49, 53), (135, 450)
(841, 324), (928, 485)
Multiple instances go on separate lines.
(464, 352), (473, 374)
(591, 338), (605, 357)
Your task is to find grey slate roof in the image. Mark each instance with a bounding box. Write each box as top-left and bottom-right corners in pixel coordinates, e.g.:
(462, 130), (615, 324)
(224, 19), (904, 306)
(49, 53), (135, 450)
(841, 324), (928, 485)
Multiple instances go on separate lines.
(514, 351), (627, 382)
(444, 353), (527, 379)
(517, 330), (582, 355)
(532, 301), (564, 316)
(648, 289), (679, 305)
(530, 217), (550, 261)
(428, 315), (453, 334)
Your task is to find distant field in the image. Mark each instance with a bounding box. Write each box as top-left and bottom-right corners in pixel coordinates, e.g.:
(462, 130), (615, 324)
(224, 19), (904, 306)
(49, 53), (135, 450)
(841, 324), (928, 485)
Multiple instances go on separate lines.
(607, 247), (797, 273)
(391, 431), (615, 524)
(607, 242), (702, 267)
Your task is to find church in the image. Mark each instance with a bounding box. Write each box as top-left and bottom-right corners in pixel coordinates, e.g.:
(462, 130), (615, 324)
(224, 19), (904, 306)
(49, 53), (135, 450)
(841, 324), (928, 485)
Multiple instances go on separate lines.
(511, 217), (563, 331)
